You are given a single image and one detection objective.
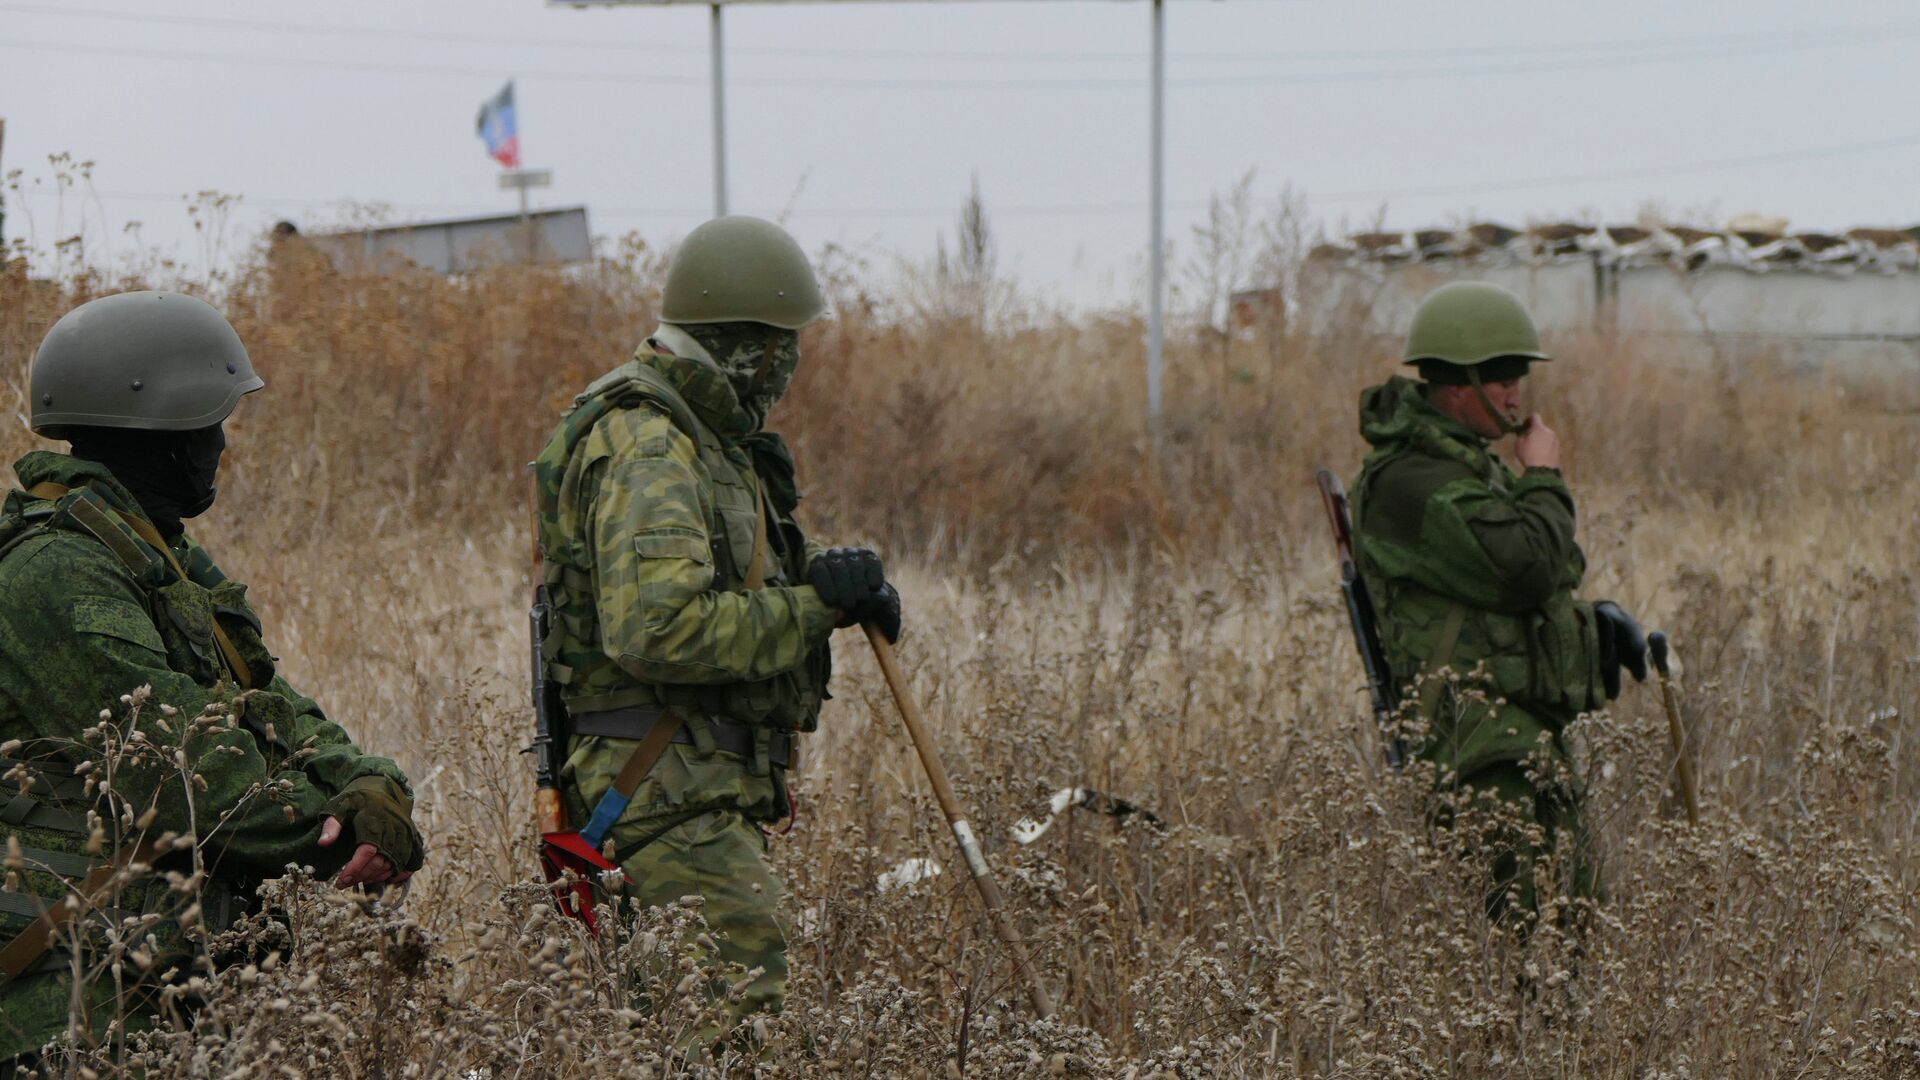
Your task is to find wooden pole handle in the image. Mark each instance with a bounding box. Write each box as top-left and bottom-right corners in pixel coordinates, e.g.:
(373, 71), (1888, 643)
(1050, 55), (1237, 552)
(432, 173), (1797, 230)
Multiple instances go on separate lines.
(864, 624), (1057, 1019)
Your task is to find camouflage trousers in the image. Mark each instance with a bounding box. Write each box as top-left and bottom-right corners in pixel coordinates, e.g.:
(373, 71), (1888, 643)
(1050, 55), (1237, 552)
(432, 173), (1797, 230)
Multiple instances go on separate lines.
(614, 808), (789, 1018)
(1450, 761), (1591, 928)
(1424, 699), (1594, 929)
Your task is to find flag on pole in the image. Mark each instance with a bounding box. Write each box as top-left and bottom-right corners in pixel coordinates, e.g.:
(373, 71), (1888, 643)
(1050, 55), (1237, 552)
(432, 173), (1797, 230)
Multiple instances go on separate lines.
(476, 81), (521, 169)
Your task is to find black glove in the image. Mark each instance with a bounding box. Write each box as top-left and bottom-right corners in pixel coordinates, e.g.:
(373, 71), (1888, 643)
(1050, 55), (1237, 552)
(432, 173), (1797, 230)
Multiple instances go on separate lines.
(322, 775), (425, 873)
(1594, 600), (1648, 700)
(849, 581), (902, 644)
(807, 547), (886, 626)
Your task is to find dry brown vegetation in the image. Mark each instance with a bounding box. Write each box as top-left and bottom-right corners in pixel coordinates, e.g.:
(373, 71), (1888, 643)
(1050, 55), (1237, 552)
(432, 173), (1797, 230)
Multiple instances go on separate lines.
(1, 201), (1917, 1078)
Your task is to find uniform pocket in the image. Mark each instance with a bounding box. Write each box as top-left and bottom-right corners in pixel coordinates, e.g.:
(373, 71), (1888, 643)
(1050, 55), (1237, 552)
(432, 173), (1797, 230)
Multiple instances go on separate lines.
(71, 594), (165, 654)
(155, 580), (222, 681)
(713, 507), (759, 587)
(633, 528), (712, 565)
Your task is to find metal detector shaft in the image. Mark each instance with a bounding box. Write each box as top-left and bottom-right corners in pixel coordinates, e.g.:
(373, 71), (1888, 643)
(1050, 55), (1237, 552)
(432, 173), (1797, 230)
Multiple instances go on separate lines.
(863, 624), (1057, 1019)
(1648, 632), (1700, 826)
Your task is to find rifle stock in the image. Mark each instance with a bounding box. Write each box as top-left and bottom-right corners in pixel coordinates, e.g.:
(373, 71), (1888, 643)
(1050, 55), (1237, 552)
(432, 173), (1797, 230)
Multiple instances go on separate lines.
(1315, 467), (1407, 769)
(530, 586), (569, 834)
(528, 472), (569, 835)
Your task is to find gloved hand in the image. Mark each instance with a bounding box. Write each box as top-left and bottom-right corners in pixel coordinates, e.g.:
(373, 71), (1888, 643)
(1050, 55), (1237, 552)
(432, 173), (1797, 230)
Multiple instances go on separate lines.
(1594, 600), (1649, 700)
(321, 774), (424, 878)
(850, 581), (902, 644)
(807, 547), (886, 626)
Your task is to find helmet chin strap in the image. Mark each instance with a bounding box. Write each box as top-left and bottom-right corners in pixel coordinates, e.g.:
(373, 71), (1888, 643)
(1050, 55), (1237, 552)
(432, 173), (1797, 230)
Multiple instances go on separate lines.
(747, 334), (780, 399)
(1466, 367), (1524, 437)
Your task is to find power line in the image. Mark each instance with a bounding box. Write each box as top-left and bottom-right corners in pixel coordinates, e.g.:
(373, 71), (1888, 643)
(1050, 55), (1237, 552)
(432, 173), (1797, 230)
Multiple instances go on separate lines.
(6, 0), (1914, 66)
(4, 27), (1915, 91)
(1314, 133), (1920, 203)
(55, 132), (1920, 223)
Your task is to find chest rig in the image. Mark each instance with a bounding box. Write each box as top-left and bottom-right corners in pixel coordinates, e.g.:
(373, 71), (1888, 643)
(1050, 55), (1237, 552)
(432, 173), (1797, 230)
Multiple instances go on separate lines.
(533, 360), (829, 733)
(0, 480), (260, 985)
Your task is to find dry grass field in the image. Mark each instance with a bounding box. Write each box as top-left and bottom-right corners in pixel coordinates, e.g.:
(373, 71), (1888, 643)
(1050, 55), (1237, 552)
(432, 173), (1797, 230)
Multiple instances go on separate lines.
(1, 220), (1916, 1078)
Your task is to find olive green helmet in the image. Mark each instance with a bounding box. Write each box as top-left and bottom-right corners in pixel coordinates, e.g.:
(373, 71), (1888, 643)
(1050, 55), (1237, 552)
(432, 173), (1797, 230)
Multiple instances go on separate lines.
(30, 291), (263, 437)
(1403, 281), (1551, 367)
(660, 216), (825, 330)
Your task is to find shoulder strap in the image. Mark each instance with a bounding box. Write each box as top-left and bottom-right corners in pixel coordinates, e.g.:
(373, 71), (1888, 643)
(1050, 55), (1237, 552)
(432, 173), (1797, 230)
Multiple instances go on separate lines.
(1416, 603), (1470, 719)
(746, 474), (771, 592)
(0, 837), (163, 984)
(609, 364), (712, 452)
(32, 482), (254, 691)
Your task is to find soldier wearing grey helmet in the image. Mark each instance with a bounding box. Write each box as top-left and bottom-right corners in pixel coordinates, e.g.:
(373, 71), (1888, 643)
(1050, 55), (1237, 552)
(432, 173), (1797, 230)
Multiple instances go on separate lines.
(532, 216), (899, 1031)
(1350, 281), (1647, 927)
(0, 291), (422, 1063)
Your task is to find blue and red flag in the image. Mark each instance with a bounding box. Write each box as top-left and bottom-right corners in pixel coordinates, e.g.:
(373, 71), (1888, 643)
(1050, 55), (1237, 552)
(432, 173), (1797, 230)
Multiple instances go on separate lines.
(476, 80), (521, 169)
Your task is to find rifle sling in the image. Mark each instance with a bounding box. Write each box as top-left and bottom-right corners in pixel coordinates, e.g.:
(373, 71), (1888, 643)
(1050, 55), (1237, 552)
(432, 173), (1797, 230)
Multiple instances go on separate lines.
(608, 711), (683, 807)
(0, 838), (164, 984)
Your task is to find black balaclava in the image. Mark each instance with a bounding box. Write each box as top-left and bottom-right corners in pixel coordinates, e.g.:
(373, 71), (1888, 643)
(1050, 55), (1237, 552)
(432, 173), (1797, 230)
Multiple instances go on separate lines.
(68, 424), (226, 538)
(682, 321), (801, 430)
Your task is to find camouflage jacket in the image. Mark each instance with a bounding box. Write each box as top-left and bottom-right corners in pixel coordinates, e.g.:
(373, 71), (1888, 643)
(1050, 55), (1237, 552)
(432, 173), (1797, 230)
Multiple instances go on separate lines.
(1351, 378), (1604, 759)
(0, 452), (410, 1058)
(533, 337), (836, 735)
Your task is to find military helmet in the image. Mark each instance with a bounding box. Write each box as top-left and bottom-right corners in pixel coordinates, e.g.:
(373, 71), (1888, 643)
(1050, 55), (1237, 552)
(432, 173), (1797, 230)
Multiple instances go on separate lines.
(660, 216), (826, 330)
(1403, 281), (1551, 368)
(30, 291), (263, 437)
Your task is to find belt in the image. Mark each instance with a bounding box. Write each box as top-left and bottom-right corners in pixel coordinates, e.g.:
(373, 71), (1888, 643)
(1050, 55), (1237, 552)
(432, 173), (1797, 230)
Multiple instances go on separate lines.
(571, 707), (792, 769)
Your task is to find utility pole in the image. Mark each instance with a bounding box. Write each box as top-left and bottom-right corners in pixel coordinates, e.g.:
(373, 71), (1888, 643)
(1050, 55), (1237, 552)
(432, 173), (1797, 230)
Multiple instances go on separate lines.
(555, 0), (1173, 430)
(0, 118), (8, 253)
(1147, 0), (1166, 432)
(710, 2), (729, 216)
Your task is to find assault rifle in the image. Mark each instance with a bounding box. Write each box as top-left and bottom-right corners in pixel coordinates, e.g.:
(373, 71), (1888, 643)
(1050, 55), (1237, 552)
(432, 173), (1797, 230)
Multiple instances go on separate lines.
(528, 476), (625, 930)
(1314, 467), (1407, 769)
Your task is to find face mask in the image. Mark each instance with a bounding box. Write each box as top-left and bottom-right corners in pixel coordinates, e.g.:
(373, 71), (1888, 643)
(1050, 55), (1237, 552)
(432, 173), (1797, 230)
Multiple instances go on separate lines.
(68, 424), (226, 536)
(683, 322), (801, 427)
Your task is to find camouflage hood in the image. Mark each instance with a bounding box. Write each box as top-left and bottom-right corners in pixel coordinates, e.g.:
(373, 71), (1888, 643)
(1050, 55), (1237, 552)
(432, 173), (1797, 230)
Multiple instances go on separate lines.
(1358, 376), (1488, 459)
(7, 450), (152, 525)
(650, 322), (799, 435)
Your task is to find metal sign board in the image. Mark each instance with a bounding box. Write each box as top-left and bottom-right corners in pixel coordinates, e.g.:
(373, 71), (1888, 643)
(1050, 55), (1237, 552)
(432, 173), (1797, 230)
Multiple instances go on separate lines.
(499, 169), (554, 191)
(308, 206), (591, 275)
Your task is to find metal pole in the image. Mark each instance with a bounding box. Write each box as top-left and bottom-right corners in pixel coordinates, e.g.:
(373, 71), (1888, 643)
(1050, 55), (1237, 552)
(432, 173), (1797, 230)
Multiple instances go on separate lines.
(710, 2), (729, 217)
(516, 181), (531, 262)
(1146, 0), (1165, 430)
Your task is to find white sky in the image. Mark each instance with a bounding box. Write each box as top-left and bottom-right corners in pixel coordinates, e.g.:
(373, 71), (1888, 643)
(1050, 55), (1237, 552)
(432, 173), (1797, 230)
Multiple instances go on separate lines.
(4, 0), (1917, 306)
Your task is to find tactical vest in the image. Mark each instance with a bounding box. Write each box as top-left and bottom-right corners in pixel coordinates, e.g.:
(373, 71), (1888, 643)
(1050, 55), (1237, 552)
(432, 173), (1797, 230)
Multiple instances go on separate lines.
(0, 479), (256, 981)
(1353, 429), (1604, 722)
(533, 360), (829, 734)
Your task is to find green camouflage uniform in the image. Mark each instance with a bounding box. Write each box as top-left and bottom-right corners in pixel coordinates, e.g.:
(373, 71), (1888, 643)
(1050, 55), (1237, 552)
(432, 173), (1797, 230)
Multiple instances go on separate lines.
(533, 327), (836, 1017)
(1352, 377), (1605, 919)
(0, 452), (413, 1060)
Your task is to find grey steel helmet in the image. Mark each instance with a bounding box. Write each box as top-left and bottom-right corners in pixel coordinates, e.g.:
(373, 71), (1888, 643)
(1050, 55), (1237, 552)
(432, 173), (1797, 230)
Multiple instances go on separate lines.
(660, 216), (826, 330)
(30, 291), (263, 437)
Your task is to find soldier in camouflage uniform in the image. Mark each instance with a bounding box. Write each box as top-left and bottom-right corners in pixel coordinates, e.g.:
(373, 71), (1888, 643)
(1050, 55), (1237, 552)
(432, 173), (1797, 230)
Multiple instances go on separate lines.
(533, 216), (899, 1021)
(1351, 281), (1646, 925)
(0, 292), (423, 1063)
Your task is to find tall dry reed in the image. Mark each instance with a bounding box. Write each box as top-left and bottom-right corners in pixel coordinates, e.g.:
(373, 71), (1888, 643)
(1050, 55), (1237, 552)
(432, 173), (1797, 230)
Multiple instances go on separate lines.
(1, 213), (1915, 1076)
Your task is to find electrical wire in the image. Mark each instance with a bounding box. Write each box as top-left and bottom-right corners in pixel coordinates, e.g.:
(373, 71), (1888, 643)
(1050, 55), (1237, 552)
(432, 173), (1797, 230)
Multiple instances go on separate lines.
(52, 132), (1920, 222)
(3, 22), (1916, 90)
(3, 0), (1914, 66)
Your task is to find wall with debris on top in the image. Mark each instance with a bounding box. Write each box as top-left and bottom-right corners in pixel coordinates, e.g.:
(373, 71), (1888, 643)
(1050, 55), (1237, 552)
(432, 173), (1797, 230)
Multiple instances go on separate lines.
(1296, 222), (1920, 379)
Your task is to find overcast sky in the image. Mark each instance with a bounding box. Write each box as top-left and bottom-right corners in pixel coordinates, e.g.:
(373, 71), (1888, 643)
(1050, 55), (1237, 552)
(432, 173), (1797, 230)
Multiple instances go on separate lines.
(4, 0), (1917, 306)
